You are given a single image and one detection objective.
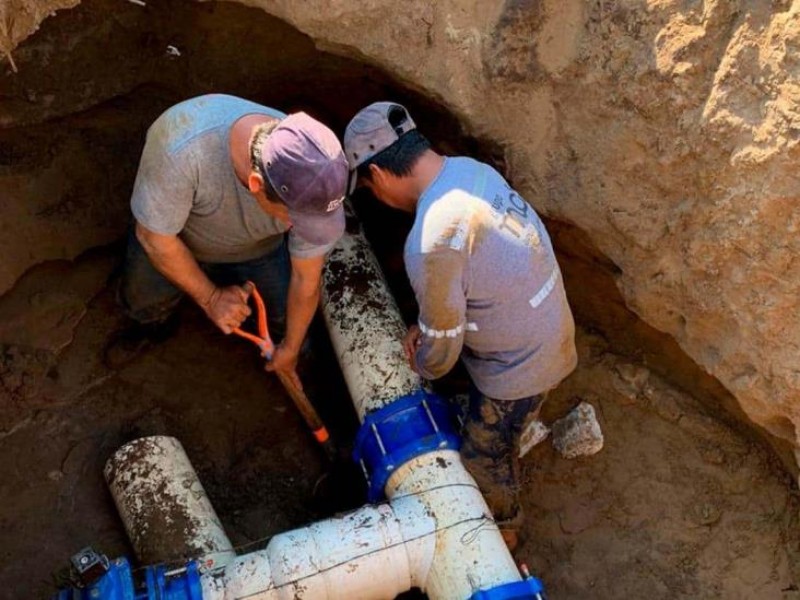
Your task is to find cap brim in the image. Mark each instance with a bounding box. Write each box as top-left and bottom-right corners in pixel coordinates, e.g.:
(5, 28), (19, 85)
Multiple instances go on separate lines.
(288, 204), (346, 247)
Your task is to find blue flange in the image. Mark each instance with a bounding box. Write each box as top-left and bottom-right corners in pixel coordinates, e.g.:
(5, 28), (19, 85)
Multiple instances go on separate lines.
(469, 577), (547, 600)
(353, 388), (461, 502)
(144, 561), (202, 600)
(52, 556), (202, 600)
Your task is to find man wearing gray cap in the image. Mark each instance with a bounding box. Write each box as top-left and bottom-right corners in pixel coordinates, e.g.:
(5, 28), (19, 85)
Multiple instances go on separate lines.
(108, 94), (347, 388)
(344, 102), (577, 549)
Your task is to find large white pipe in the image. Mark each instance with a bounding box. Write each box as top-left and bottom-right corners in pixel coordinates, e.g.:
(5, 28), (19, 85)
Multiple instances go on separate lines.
(201, 499), (433, 599)
(320, 217), (420, 415)
(199, 450), (515, 600)
(318, 212), (523, 598)
(107, 443), (517, 599)
(104, 436), (236, 571)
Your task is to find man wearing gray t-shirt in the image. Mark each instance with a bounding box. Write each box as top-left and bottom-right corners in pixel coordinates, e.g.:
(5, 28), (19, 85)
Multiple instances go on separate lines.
(110, 94), (347, 388)
(344, 102), (577, 550)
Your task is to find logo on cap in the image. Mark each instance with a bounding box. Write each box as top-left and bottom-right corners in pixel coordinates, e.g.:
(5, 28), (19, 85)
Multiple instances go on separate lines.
(326, 196), (345, 212)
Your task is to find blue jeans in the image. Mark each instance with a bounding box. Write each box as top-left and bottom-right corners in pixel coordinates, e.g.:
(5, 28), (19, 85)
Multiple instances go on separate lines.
(460, 386), (545, 524)
(119, 227), (290, 339)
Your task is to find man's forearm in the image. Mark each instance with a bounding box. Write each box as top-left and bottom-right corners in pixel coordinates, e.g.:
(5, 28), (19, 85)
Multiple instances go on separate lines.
(136, 225), (216, 310)
(282, 277), (319, 352)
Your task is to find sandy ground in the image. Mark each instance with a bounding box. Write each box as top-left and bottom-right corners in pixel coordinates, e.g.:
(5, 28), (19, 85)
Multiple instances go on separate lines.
(0, 245), (798, 600)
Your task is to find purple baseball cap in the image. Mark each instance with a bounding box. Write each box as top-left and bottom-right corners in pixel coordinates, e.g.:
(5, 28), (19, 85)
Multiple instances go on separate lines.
(257, 112), (347, 246)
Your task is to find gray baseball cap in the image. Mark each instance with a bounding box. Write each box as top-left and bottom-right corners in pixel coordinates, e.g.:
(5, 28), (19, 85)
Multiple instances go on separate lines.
(257, 112), (347, 246)
(343, 102), (417, 194)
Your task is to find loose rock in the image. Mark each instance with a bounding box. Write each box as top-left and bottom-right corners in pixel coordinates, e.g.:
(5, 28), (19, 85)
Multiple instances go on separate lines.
(552, 401), (604, 459)
(519, 419), (551, 458)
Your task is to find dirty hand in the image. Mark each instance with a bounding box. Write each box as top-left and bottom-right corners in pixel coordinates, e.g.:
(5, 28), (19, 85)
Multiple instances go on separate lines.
(403, 325), (423, 372)
(265, 343), (302, 391)
(203, 282), (253, 334)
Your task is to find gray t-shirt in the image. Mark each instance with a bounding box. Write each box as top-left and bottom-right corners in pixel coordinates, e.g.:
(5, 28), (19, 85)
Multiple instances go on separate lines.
(131, 94), (338, 262)
(405, 157), (577, 400)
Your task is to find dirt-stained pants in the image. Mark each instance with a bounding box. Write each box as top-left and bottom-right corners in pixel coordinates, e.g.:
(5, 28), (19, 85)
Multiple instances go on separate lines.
(460, 386), (545, 526)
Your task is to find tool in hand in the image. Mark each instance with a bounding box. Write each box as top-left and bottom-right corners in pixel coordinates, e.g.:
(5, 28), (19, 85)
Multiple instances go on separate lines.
(232, 282), (337, 462)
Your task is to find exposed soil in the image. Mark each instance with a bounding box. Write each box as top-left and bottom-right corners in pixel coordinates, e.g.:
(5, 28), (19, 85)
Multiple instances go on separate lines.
(526, 333), (800, 599)
(1, 2), (799, 599)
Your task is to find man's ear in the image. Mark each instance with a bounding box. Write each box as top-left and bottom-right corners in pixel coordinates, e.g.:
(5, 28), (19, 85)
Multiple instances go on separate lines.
(368, 163), (386, 185)
(248, 171), (264, 194)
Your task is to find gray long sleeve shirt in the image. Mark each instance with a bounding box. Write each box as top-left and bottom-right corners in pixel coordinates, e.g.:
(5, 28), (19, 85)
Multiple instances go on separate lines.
(405, 157), (577, 400)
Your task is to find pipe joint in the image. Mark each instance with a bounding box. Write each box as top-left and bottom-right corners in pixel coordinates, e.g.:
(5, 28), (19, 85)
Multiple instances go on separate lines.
(354, 389), (460, 501)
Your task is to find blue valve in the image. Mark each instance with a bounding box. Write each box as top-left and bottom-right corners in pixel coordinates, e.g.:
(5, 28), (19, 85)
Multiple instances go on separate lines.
(52, 549), (202, 600)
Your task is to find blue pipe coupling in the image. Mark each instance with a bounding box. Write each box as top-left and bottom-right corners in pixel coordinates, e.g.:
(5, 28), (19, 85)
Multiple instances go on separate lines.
(354, 389), (461, 502)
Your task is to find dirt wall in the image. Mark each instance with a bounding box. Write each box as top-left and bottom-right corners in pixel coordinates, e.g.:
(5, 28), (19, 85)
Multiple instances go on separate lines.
(0, 0), (78, 72)
(2, 1), (799, 469)
(229, 0), (800, 466)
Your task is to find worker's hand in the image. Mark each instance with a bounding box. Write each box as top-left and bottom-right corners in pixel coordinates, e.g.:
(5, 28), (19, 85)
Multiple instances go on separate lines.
(265, 343), (302, 391)
(203, 283), (253, 334)
(402, 325), (423, 373)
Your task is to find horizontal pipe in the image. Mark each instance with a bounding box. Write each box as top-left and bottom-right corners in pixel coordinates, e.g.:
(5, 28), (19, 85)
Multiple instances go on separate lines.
(104, 436), (236, 571)
(200, 502), (432, 599)
(199, 451), (515, 600)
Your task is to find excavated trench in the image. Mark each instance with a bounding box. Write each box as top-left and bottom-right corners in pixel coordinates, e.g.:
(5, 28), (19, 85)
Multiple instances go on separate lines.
(1, 2), (799, 599)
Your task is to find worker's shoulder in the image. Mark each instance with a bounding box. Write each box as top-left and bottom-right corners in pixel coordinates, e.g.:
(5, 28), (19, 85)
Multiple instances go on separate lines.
(146, 94), (284, 156)
(421, 163), (499, 223)
(448, 155), (505, 177)
(433, 157), (508, 199)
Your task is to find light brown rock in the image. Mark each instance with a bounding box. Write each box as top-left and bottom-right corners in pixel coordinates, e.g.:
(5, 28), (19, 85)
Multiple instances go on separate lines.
(552, 401), (605, 459)
(0, 0), (79, 72)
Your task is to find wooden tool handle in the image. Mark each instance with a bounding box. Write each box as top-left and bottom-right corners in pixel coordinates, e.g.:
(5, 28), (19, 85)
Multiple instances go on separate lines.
(276, 371), (338, 462)
(276, 372), (322, 427)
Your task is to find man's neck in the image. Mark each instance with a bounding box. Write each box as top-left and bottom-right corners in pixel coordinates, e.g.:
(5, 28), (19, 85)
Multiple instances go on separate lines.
(403, 150), (445, 210)
(229, 113), (275, 184)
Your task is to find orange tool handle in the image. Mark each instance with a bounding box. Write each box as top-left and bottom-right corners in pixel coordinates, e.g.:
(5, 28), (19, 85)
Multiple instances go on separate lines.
(231, 283), (336, 461)
(232, 283), (274, 359)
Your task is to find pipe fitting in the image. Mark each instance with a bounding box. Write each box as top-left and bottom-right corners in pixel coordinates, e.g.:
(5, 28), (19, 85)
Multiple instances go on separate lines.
(354, 389), (461, 501)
